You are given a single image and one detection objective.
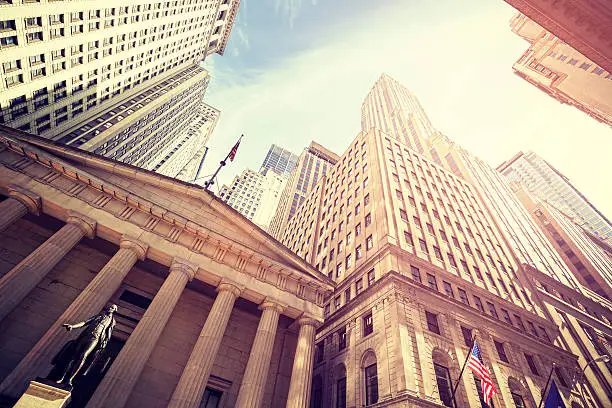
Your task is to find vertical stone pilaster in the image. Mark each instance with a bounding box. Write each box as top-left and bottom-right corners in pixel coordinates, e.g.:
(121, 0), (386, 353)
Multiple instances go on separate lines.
(0, 211), (95, 323)
(168, 280), (242, 408)
(235, 299), (284, 408)
(86, 258), (197, 408)
(0, 236), (147, 398)
(286, 317), (318, 408)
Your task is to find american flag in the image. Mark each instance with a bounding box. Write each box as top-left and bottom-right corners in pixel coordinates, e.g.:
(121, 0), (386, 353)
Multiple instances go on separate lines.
(468, 340), (497, 406)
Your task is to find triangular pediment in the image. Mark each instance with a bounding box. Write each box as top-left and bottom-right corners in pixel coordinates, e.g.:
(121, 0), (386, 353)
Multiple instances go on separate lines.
(0, 127), (332, 287)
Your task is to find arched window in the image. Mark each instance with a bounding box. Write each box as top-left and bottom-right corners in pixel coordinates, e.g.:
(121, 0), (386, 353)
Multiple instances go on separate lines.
(362, 350), (378, 406)
(508, 377), (532, 408)
(433, 348), (456, 408)
(335, 364), (347, 408)
(311, 375), (323, 408)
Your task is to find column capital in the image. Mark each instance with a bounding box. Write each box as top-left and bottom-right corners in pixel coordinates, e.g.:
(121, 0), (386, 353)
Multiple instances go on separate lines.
(170, 257), (198, 281)
(217, 279), (243, 297)
(296, 315), (320, 328)
(259, 298), (284, 314)
(66, 210), (96, 238)
(8, 185), (41, 215)
(120, 235), (148, 260)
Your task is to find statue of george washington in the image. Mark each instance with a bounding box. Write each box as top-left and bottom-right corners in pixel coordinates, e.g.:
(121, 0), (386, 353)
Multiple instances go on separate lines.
(48, 304), (117, 388)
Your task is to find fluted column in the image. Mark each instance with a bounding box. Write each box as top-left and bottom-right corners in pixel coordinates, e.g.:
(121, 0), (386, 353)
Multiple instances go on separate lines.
(168, 280), (243, 408)
(286, 317), (318, 408)
(86, 258), (197, 408)
(235, 299), (284, 408)
(0, 236), (147, 398)
(0, 185), (41, 232)
(0, 211), (95, 323)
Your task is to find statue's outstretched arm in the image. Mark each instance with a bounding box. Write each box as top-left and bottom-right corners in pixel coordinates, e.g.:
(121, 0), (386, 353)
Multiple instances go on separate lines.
(63, 315), (96, 331)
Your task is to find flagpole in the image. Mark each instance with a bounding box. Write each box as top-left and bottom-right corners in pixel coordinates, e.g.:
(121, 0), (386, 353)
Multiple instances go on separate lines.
(537, 362), (556, 408)
(203, 135), (243, 190)
(451, 334), (476, 407)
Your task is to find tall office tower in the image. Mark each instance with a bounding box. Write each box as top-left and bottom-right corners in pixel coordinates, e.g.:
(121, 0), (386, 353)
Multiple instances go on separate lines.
(151, 102), (219, 178)
(0, 0), (238, 165)
(509, 13), (612, 127)
(219, 168), (287, 230)
(282, 128), (596, 408)
(361, 73), (436, 155)
(498, 151), (612, 245)
(427, 133), (581, 289)
(512, 185), (612, 299)
(268, 141), (339, 238)
(260, 144), (299, 177)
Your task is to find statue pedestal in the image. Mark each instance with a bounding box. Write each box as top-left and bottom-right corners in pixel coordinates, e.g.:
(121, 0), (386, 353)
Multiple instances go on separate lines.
(13, 380), (71, 408)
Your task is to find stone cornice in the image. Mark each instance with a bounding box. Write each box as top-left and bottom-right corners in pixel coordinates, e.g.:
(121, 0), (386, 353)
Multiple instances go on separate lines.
(0, 131), (334, 309)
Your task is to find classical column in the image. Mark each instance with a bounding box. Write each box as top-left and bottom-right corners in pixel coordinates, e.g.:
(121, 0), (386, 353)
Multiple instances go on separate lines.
(235, 299), (284, 408)
(0, 211), (95, 323)
(0, 236), (147, 398)
(86, 258), (197, 408)
(0, 185), (41, 232)
(168, 280), (242, 408)
(286, 317), (318, 408)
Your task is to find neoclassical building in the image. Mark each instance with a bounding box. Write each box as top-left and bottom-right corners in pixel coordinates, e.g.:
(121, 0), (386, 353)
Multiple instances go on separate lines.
(0, 125), (334, 408)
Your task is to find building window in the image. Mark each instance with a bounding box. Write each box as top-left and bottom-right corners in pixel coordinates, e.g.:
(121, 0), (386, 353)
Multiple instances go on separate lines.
(363, 312), (373, 336)
(336, 376), (347, 408)
(365, 270), (374, 286)
(433, 246), (443, 260)
(364, 363), (378, 406)
(411, 266), (421, 283)
(486, 302), (499, 319)
(356, 278), (363, 295)
(494, 340), (508, 363)
(338, 327), (347, 351)
(458, 288), (469, 305)
(554, 366), (568, 388)
(426, 310), (440, 335)
(524, 354), (539, 375)
(461, 326), (473, 347)
(442, 281), (454, 298)
(366, 235), (373, 250)
(419, 239), (428, 254)
(345, 287), (351, 303)
(365, 213), (371, 226)
(473, 296), (484, 313)
(511, 392), (525, 408)
(427, 273), (438, 291)
(356, 245), (363, 260)
(315, 341), (324, 363)
(434, 363), (455, 407)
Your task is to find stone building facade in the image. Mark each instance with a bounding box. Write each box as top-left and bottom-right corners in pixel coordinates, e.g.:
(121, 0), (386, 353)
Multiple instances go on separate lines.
(0, 125), (334, 408)
(281, 128), (606, 407)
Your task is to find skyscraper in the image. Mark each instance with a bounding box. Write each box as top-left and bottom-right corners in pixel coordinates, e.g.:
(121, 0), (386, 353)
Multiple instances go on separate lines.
(509, 13), (612, 127)
(277, 75), (611, 407)
(0, 0), (239, 170)
(498, 150), (612, 245)
(219, 168), (287, 230)
(361, 73), (436, 154)
(260, 144), (299, 177)
(281, 127), (592, 408)
(268, 141), (339, 238)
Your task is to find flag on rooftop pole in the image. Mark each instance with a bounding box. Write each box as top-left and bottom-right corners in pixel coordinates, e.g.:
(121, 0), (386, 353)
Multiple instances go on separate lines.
(228, 137), (241, 162)
(468, 340), (497, 406)
(543, 380), (566, 408)
(203, 135), (243, 190)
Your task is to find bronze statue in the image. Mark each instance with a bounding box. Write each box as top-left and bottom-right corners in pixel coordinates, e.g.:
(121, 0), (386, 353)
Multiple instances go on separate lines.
(49, 304), (117, 387)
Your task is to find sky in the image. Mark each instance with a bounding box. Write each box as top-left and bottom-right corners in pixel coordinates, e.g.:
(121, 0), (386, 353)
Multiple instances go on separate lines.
(199, 0), (612, 218)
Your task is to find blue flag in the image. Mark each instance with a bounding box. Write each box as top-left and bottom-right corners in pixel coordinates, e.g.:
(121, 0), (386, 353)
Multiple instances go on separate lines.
(544, 380), (566, 408)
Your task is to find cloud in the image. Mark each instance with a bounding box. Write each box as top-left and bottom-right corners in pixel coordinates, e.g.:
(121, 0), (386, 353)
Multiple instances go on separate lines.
(274, 0), (317, 28)
(202, 1), (612, 216)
